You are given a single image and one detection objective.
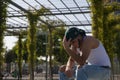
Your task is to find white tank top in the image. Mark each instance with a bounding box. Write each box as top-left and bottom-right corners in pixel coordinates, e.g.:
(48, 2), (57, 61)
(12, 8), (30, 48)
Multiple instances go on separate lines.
(87, 42), (111, 67)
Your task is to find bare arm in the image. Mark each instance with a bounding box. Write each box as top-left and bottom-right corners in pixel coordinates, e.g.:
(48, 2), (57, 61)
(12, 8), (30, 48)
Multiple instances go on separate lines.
(66, 57), (75, 70)
(63, 37), (91, 66)
(65, 45), (76, 78)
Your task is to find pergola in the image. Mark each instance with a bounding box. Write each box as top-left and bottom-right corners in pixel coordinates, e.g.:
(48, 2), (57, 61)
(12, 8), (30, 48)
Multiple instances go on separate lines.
(2, 1), (120, 80)
(6, 0), (92, 35)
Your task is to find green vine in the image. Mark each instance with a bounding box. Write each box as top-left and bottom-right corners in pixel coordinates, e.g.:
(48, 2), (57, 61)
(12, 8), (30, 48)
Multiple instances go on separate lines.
(0, 0), (8, 79)
(89, 0), (104, 41)
(17, 33), (23, 80)
(103, 2), (120, 62)
(26, 7), (49, 80)
(89, 0), (120, 69)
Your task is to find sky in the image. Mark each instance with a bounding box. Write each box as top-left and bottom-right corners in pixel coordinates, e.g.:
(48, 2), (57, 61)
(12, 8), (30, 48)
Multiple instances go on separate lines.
(4, 36), (18, 50)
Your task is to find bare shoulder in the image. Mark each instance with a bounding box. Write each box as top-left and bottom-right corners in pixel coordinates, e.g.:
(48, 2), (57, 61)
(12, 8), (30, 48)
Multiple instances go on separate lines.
(84, 36), (99, 49)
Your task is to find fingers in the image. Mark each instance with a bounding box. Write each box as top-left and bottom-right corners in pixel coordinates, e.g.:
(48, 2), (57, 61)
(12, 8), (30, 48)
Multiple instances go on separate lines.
(63, 36), (71, 42)
(63, 37), (70, 48)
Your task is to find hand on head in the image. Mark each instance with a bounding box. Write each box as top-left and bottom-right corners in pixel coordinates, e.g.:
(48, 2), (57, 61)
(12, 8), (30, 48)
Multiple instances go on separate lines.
(63, 36), (71, 49)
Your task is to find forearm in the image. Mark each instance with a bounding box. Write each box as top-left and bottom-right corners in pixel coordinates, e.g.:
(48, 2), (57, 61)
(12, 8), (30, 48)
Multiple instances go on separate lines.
(62, 37), (85, 66)
(66, 57), (75, 70)
(65, 47), (85, 66)
(65, 57), (75, 78)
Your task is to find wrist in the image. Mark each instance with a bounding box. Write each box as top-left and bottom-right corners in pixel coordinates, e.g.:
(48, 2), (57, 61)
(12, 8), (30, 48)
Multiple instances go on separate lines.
(64, 46), (70, 51)
(66, 66), (71, 70)
(66, 65), (73, 69)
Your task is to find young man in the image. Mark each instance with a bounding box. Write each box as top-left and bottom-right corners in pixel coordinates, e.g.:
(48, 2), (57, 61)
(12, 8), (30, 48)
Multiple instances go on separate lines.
(59, 27), (111, 80)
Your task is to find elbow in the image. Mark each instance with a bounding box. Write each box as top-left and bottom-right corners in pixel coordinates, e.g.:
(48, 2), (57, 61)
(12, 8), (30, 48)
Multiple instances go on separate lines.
(76, 58), (86, 66)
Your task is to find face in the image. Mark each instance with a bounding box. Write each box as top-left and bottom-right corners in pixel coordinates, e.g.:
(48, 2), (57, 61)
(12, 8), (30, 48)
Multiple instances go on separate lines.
(70, 37), (79, 48)
(70, 35), (82, 48)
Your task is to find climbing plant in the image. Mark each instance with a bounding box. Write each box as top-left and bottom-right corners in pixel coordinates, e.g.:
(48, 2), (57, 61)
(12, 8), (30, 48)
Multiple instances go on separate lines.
(89, 0), (120, 69)
(0, 0), (8, 79)
(89, 0), (104, 41)
(26, 7), (49, 80)
(17, 32), (23, 80)
(103, 2), (120, 63)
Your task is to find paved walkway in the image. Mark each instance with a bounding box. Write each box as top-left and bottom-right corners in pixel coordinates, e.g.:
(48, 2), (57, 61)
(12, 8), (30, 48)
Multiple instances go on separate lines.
(3, 73), (59, 80)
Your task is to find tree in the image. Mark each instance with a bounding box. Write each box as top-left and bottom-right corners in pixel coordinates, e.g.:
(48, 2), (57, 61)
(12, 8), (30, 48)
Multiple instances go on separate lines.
(114, 28), (120, 65)
(36, 31), (47, 57)
(89, 0), (120, 61)
(0, 0), (8, 79)
(103, 2), (120, 66)
(27, 13), (37, 80)
(89, 0), (120, 73)
(17, 33), (23, 80)
(52, 27), (69, 64)
(26, 7), (49, 80)
(89, 0), (104, 41)
(5, 50), (17, 73)
(22, 40), (28, 62)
